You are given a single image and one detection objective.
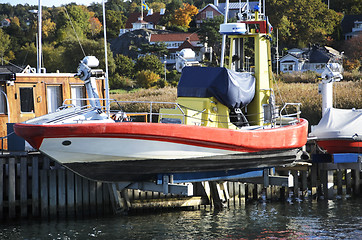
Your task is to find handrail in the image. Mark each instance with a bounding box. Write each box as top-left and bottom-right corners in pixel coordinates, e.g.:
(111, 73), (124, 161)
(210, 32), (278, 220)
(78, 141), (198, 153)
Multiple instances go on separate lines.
(60, 98), (302, 126)
(279, 103), (301, 126)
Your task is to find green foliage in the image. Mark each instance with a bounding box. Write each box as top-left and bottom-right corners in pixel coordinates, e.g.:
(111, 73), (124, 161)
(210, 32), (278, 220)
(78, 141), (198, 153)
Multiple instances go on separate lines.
(135, 70), (160, 88)
(0, 28), (11, 60)
(134, 54), (164, 76)
(110, 73), (135, 90)
(105, 10), (126, 39)
(114, 54), (135, 78)
(138, 42), (168, 58)
(266, 0), (343, 48)
(166, 70), (181, 86)
(197, 15), (224, 64)
(330, 0), (362, 14)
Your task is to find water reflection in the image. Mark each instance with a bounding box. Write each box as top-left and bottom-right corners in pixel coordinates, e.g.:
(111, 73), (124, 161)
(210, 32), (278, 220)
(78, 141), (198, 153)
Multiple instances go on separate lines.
(0, 198), (361, 239)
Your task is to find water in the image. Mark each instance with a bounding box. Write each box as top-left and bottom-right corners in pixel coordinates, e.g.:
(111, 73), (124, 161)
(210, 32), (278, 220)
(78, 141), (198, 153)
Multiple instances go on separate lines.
(1, 198), (361, 239)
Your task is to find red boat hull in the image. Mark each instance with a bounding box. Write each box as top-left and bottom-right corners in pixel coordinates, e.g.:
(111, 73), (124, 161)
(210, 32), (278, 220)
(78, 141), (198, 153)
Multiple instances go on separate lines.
(316, 139), (362, 154)
(14, 120), (308, 181)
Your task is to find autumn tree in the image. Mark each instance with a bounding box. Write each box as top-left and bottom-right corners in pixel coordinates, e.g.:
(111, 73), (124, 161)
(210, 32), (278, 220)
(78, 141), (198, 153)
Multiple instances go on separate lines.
(171, 3), (198, 29)
(342, 34), (362, 70)
(135, 70), (160, 89)
(89, 13), (102, 37)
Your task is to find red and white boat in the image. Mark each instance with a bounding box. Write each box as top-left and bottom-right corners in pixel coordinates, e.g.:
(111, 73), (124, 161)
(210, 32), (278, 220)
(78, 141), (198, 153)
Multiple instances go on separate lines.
(14, 6), (308, 182)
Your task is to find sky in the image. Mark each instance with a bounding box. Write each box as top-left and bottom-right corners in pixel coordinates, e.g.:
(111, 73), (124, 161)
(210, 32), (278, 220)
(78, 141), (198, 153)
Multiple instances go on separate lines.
(0, 0), (103, 7)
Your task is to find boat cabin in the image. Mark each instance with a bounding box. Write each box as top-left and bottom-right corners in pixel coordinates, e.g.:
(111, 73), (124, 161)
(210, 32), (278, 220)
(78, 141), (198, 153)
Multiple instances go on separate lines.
(0, 68), (105, 150)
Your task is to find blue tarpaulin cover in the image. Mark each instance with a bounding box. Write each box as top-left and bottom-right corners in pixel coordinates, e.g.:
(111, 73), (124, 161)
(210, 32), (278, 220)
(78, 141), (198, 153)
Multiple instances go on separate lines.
(177, 66), (255, 108)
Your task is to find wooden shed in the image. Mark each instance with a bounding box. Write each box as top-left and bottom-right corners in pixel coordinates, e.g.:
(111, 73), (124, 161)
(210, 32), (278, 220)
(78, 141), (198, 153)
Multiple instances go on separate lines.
(0, 66), (105, 150)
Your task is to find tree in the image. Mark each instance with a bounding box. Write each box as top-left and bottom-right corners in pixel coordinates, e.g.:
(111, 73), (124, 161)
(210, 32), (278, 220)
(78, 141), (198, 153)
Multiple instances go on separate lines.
(0, 28), (11, 64)
(135, 70), (160, 88)
(138, 42), (168, 58)
(59, 38), (115, 74)
(134, 54), (164, 76)
(266, 0), (342, 48)
(197, 15), (224, 64)
(114, 54), (135, 78)
(342, 34), (362, 70)
(42, 18), (56, 39)
(171, 3), (198, 29)
(149, 2), (166, 13)
(89, 15), (102, 37)
(105, 10), (126, 39)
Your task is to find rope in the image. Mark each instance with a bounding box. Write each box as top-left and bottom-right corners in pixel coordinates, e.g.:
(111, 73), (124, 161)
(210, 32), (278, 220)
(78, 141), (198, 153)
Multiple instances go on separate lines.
(63, 7), (86, 58)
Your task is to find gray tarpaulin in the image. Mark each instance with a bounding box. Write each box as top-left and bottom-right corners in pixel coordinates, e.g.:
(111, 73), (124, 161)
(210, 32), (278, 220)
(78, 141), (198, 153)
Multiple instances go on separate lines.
(177, 66), (255, 108)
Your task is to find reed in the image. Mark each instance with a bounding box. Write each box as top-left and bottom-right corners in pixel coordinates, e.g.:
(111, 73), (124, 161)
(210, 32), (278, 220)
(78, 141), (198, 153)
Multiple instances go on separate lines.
(110, 81), (362, 126)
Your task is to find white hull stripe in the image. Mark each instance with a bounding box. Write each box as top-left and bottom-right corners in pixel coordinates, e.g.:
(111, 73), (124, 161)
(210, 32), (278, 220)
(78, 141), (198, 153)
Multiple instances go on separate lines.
(39, 137), (242, 164)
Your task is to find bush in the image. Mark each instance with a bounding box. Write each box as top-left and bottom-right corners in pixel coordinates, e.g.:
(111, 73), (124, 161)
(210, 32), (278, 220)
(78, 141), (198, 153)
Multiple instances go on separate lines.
(135, 70), (160, 88)
(275, 71), (320, 83)
(110, 73), (134, 90)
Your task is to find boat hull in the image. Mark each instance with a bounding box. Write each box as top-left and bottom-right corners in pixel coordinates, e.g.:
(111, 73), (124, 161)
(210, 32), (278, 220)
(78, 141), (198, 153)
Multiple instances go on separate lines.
(14, 120), (308, 181)
(316, 139), (362, 154)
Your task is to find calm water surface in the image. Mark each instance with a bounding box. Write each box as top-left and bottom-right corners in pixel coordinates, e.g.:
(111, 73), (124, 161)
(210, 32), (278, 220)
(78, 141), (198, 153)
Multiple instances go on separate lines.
(1, 198), (361, 239)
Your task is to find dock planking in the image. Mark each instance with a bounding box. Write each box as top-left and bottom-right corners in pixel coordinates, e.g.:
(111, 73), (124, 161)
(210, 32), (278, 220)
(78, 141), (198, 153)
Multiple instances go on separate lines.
(0, 151), (361, 220)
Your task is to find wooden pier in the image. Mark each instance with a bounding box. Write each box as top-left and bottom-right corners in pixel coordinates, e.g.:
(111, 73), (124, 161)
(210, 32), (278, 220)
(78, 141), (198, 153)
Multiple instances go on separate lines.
(0, 150), (361, 220)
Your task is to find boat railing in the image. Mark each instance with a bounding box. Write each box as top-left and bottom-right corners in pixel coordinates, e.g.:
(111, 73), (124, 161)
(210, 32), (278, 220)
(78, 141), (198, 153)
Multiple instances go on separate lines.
(278, 103), (302, 126)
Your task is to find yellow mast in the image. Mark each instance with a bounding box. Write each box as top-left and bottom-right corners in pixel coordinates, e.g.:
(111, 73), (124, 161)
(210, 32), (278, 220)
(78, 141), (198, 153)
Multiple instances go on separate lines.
(226, 8), (272, 126)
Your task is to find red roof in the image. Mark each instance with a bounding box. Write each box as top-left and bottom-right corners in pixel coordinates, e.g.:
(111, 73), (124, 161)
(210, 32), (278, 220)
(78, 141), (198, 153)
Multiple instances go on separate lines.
(150, 33), (200, 42)
(125, 11), (163, 29)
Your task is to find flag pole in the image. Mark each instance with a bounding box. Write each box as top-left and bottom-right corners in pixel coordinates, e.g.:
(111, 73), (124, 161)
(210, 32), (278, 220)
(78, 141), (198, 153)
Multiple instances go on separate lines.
(141, 0), (143, 20)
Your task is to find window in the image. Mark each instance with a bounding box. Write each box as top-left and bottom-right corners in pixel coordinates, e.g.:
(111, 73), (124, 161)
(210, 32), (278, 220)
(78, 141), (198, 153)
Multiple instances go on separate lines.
(0, 85), (6, 114)
(71, 85), (86, 107)
(206, 11), (213, 19)
(47, 85), (62, 113)
(20, 87), (34, 113)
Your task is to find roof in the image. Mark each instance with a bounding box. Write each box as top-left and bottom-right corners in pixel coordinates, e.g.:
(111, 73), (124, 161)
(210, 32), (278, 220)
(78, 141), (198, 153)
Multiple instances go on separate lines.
(198, 4), (224, 15)
(177, 39), (197, 51)
(0, 65), (23, 74)
(150, 33), (200, 42)
(309, 46), (331, 63)
(125, 11), (163, 29)
(341, 15), (362, 34)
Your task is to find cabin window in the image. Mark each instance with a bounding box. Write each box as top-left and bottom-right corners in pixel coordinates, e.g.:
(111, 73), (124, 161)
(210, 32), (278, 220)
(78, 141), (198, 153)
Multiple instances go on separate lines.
(20, 87), (35, 113)
(46, 85), (62, 113)
(71, 85), (86, 106)
(0, 84), (7, 114)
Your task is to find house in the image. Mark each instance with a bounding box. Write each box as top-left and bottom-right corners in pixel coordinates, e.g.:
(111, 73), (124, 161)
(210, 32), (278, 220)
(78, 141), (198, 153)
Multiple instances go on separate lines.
(341, 15), (362, 40)
(120, 9), (165, 36)
(0, 66), (105, 150)
(195, 0), (259, 27)
(279, 48), (307, 72)
(0, 18), (10, 28)
(279, 46), (343, 74)
(303, 46), (343, 74)
(149, 33), (203, 64)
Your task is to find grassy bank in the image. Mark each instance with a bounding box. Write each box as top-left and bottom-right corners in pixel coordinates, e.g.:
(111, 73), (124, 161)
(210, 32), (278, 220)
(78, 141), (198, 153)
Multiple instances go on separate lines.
(110, 80), (362, 126)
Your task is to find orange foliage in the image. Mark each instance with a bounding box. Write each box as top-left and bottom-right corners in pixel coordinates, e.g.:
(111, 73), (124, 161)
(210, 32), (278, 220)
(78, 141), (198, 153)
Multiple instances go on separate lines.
(172, 3), (198, 28)
(89, 16), (102, 36)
